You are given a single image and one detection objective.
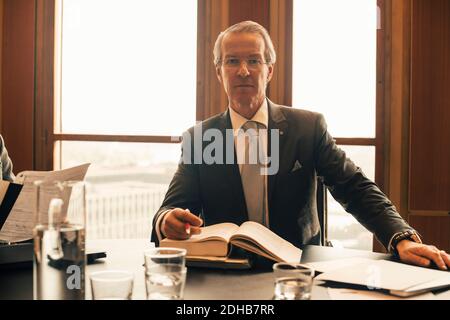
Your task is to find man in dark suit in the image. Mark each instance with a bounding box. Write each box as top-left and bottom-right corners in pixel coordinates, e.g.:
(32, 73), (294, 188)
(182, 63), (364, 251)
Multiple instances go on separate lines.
(151, 21), (449, 270)
(0, 135), (14, 182)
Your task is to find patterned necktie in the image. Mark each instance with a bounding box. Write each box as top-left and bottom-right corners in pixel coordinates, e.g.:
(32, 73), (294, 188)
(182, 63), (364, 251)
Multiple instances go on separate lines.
(240, 120), (267, 226)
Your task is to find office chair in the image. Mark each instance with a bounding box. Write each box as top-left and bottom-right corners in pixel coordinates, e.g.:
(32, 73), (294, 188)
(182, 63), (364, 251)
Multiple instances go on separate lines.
(316, 176), (332, 247)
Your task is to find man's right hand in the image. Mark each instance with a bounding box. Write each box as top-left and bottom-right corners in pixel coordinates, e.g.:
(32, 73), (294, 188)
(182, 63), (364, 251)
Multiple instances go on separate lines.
(161, 208), (203, 240)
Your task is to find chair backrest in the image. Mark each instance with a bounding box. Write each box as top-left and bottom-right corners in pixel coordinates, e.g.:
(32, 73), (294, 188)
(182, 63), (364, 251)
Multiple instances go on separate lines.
(316, 176), (331, 246)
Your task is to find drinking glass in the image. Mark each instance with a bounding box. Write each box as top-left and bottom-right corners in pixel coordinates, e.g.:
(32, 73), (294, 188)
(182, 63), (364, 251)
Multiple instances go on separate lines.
(90, 270), (134, 300)
(143, 247), (187, 300)
(272, 262), (314, 300)
(33, 180), (86, 300)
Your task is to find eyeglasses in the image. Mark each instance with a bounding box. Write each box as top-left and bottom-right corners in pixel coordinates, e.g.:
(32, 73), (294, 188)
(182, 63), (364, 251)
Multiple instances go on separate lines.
(220, 57), (269, 70)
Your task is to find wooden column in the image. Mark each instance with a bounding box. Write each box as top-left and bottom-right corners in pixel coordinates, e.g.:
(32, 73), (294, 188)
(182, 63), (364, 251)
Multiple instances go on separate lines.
(385, 0), (412, 221)
(196, 0), (229, 121)
(34, 0), (55, 171)
(1, 0), (35, 173)
(268, 0), (293, 107)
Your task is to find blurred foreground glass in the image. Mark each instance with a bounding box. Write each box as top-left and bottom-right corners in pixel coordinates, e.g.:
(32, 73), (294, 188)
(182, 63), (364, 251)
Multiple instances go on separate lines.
(33, 181), (86, 300)
(90, 270), (134, 300)
(272, 263), (315, 300)
(144, 248), (187, 300)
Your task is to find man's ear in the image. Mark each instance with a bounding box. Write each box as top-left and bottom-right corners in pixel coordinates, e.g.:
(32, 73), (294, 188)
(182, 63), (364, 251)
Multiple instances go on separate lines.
(266, 64), (274, 83)
(216, 66), (223, 84)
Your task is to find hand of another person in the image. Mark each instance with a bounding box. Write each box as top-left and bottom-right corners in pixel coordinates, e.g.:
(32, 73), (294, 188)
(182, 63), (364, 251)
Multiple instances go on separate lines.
(161, 208), (203, 240)
(397, 240), (450, 271)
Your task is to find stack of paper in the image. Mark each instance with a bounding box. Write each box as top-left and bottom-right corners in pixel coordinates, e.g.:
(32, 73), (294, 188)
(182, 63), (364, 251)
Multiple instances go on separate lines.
(306, 258), (450, 297)
(0, 164), (90, 243)
(327, 288), (435, 300)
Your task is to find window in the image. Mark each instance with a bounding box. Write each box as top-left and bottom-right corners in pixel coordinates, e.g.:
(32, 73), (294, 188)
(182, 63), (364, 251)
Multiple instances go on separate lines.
(293, 0), (380, 250)
(54, 0), (198, 239)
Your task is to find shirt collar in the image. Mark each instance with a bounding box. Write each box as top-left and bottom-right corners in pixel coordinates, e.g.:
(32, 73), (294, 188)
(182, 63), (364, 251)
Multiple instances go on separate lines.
(228, 99), (268, 132)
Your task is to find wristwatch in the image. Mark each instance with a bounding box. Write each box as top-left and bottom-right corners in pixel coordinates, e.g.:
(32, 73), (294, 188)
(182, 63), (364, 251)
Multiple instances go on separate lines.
(390, 230), (422, 255)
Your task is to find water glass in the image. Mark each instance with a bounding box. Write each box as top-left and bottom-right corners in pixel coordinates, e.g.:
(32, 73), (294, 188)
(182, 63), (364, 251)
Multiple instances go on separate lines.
(144, 247), (187, 300)
(33, 181), (86, 300)
(272, 263), (314, 300)
(90, 270), (134, 300)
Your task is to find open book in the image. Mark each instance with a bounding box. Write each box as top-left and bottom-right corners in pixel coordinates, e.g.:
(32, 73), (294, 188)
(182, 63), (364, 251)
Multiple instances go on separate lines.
(160, 221), (302, 268)
(0, 164), (90, 243)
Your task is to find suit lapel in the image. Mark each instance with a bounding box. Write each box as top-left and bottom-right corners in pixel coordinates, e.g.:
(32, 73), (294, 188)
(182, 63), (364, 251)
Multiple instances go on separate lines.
(267, 100), (289, 205)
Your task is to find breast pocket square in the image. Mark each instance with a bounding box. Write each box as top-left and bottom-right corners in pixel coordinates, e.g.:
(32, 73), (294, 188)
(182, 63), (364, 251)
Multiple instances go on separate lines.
(291, 160), (303, 172)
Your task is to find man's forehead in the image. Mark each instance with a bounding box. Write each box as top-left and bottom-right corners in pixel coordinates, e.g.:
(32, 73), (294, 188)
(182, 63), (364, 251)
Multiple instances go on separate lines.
(224, 52), (263, 58)
(221, 32), (265, 55)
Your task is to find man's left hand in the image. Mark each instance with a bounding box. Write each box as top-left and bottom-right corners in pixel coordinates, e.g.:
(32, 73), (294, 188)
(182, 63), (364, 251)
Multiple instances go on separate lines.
(397, 240), (450, 271)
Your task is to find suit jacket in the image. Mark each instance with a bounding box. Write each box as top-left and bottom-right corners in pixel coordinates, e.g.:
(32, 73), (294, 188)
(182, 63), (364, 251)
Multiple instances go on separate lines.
(151, 100), (413, 250)
(0, 135), (14, 182)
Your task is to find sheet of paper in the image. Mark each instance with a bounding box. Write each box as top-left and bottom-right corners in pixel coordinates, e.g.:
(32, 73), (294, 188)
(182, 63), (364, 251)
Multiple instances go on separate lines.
(189, 223), (240, 242)
(327, 288), (436, 300)
(0, 181), (10, 202)
(0, 164), (90, 243)
(405, 276), (450, 293)
(306, 258), (375, 273)
(315, 259), (450, 292)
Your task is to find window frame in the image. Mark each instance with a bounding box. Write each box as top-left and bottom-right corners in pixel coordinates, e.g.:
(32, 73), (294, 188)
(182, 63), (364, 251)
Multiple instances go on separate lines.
(287, 0), (387, 250)
(34, 0), (387, 250)
(35, 0), (220, 171)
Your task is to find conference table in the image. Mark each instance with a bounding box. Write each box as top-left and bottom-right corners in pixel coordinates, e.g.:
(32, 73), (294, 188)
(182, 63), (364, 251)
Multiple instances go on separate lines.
(1, 239), (448, 300)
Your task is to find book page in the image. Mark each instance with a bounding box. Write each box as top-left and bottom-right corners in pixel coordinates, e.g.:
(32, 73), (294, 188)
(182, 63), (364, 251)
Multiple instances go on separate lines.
(0, 164), (90, 243)
(230, 221), (302, 263)
(184, 223), (240, 243)
(160, 223), (240, 258)
(0, 181), (10, 202)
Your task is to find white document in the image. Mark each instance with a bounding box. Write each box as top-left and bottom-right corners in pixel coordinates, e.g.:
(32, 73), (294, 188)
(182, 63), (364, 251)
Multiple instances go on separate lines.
(315, 259), (450, 296)
(0, 164), (90, 243)
(327, 288), (436, 300)
(306, 258), (375, 273)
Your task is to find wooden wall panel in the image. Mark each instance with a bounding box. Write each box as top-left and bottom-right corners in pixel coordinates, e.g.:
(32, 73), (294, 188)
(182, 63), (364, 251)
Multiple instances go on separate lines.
(228, 0), (270, 29)
(385, 0), (412, 217)
(268, 0), (292, 107)
(34, 0), (55, 171)
(0, 0), (3, 129)
(1, 0), (35, 173)
(409, 215), (450, 252)
(409, 0), (450, 211)
(197, 0), (280, 120)
(197, 0), (229, 120)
